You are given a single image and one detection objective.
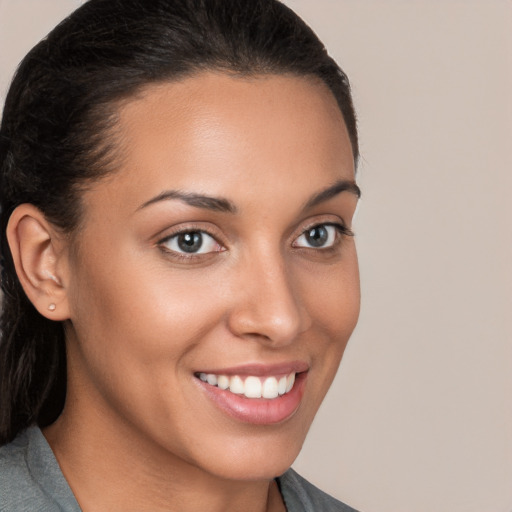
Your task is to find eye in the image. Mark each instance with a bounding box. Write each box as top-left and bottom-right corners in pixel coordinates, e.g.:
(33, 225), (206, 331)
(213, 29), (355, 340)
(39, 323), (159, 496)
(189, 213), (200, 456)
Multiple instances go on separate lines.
(293, 223), (343, 249)
(160, 230), (223, 255)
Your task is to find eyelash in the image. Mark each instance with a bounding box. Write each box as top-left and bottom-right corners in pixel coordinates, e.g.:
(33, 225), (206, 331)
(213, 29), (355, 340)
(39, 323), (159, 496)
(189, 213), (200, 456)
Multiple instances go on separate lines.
(157, 221), (353, 260)
(157, 225), (225, 260)
(293, 222), (354, 250)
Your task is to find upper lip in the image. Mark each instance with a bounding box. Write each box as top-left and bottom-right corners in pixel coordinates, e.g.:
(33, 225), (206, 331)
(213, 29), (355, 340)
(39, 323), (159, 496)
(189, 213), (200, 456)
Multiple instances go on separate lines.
(195, 361), (309, 377)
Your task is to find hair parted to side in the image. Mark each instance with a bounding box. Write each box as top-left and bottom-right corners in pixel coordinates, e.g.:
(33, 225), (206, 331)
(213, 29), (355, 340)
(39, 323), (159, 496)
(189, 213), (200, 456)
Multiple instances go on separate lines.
(0, 0), (358, 445)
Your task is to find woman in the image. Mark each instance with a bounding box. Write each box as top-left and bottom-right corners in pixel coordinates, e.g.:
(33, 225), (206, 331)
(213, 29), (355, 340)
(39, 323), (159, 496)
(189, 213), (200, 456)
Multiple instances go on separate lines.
(0, 0), (361, 510)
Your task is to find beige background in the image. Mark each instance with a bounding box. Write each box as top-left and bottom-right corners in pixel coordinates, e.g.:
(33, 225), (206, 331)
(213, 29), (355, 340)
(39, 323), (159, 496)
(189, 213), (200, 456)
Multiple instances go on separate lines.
(1, 1), (511, 511)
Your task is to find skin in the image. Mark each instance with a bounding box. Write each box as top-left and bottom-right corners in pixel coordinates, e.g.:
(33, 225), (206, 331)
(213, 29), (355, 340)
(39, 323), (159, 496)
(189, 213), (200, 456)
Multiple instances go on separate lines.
(13, 72), (360, 511)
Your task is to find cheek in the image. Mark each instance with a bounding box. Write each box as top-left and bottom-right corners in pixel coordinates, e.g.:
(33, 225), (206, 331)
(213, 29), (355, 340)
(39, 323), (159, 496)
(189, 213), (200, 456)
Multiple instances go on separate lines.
(68, 252), (225, 364)
(64, 249), (232, 438)
(298, 249), (360, 395)
(302, 248), (360, 340)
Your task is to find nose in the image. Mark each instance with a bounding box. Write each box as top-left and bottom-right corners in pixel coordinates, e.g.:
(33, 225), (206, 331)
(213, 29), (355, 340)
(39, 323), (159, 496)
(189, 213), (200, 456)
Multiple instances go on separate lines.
(226, 250), (312, 346)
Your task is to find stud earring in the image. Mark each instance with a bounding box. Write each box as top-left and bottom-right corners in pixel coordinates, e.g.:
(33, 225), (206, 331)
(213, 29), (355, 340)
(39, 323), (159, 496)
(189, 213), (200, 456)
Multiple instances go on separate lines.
(48, 303), (56, 311)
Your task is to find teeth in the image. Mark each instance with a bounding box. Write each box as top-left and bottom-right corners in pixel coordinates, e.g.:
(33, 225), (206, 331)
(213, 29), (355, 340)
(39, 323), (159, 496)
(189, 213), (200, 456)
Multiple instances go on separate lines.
(230, 375), (245, 394)
(244, 376), (262, 398)
(278, 376), (287, 395)
(262, 377), (279, 399)
(285, 372), (295, 393)
(206, 374), (218, 386)
(217, 375), (230, 390)
(198, 372), (297, 399)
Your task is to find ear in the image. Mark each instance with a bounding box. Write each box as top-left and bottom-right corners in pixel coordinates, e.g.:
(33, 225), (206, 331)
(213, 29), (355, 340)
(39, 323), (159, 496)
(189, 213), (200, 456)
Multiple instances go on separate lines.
(6, 204), (71, 321)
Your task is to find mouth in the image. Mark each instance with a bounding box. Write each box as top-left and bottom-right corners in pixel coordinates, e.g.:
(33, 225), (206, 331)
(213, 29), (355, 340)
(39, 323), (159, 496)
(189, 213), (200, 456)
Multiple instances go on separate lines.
(196, 372), (296, 399)
(194, 364), (308, 425)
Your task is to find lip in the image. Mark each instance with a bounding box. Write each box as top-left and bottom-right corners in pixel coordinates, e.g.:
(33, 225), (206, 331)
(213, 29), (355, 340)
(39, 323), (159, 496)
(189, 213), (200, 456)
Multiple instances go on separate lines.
(195, 361), (309, 377)
(194, 362), (309, 425)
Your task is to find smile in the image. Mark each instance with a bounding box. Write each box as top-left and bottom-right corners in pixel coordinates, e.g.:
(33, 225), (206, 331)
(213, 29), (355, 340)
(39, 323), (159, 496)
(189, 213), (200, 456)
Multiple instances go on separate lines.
(197, 372), (296, 399)
(194, 363), (309, 424)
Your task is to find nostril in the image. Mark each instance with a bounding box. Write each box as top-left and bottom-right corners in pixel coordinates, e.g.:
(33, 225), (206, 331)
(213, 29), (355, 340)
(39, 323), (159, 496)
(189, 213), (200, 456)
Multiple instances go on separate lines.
(226, 300), (310, 346)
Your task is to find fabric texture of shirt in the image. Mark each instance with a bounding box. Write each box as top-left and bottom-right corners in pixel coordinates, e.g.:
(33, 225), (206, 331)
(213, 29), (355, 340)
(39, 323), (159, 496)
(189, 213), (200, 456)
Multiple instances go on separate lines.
(0, 427), (359, 512)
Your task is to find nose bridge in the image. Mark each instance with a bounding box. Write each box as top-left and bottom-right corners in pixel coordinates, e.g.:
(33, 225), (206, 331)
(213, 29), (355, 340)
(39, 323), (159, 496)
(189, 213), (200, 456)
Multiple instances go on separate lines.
(228, 244), (311, 345)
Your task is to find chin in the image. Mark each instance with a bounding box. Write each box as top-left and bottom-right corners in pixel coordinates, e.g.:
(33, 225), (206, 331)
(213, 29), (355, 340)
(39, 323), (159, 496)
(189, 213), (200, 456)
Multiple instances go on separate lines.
(205, 445), (301, 482)
(186, 421), (311, 482)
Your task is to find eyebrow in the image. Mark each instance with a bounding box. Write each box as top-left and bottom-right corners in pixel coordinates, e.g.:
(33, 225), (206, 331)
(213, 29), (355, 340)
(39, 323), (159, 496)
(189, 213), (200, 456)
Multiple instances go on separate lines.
(138, 179), (360, 214)
(138, 190), (237, 213)
(303, 179), (361, 210)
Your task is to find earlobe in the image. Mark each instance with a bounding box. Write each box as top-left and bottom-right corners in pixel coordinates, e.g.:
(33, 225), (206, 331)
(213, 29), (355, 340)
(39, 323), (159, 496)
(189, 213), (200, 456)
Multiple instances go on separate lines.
(6, 204), (71, 321)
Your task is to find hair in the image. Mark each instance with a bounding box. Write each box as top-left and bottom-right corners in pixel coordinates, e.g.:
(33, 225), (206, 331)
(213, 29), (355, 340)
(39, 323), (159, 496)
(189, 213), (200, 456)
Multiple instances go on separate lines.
(0, 0), (358, 445)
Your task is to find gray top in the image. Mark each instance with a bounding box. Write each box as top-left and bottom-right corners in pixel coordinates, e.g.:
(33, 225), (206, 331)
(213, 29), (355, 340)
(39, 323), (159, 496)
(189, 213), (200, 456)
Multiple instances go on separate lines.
(0, 427), (358, 511)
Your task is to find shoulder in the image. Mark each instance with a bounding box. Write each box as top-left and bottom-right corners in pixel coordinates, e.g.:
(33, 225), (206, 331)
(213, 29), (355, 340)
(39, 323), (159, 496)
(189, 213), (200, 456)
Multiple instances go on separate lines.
(0, 427), (80, 512)
(278, 468), (360, 512)
(0, 428), (44, 511)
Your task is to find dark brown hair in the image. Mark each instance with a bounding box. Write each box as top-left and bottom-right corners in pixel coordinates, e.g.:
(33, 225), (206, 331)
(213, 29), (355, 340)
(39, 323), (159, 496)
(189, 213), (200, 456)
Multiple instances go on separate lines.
(0, 0), (358, 445)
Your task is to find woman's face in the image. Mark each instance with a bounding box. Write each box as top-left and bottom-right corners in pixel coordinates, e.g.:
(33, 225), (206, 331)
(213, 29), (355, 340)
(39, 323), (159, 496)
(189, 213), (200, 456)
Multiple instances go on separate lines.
(62, 72), (360, 481)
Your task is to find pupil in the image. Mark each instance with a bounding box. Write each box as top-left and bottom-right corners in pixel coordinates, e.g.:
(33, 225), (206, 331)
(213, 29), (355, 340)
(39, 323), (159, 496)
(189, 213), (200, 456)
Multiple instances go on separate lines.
(178, 232), (202, 253)
(306, 226), (328, 247)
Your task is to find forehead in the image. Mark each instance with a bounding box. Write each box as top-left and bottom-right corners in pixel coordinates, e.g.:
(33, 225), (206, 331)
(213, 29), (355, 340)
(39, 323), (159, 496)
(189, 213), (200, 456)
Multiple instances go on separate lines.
(83, 72), (355, 215)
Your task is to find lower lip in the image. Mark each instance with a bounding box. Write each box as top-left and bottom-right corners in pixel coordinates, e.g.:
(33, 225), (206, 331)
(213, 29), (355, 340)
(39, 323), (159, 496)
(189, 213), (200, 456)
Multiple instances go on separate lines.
(196, 372), (308, 425)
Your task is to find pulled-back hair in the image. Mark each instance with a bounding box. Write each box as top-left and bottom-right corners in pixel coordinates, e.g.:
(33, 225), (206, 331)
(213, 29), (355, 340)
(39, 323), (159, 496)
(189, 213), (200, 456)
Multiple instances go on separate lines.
(0, 0), (358, 445)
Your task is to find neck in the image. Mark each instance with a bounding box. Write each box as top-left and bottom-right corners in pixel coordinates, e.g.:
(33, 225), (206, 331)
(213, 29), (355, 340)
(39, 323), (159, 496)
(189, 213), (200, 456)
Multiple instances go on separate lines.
(43, 406), (286, 512)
